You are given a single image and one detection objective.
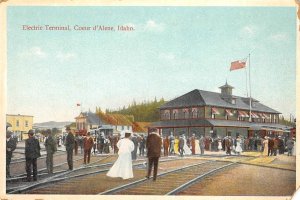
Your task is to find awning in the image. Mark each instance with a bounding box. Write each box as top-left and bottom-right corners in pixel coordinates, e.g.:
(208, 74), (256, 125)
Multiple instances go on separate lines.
(225, 109), (234, 116)
(212, 107), (220, 115)
(238, 111), (249, 117)
(258, 113), (265, 119)
(251, 112), (259, 118)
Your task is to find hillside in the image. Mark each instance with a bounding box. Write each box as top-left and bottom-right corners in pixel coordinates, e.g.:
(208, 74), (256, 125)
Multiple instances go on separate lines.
(105, 98), (166, 122)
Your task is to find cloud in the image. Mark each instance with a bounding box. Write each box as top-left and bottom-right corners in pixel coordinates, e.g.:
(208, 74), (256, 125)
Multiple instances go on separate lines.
(19, 46), (47, 59)
(269, 33), (288, 42)
(56, 52), (77, 62)
(144, 20), (164, 32)
(239, 25), (258, 38)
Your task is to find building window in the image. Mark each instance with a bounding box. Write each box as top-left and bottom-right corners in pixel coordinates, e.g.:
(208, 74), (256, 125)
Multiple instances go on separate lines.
(16, 120), (19, 127)
(173, 110), (178, 119)
(163, 110), (170, 120)
(231, 99), (236, 104)
(192, 108), (198, 118)
(25, 120), (28, 127)
(183, 109), (189, 119)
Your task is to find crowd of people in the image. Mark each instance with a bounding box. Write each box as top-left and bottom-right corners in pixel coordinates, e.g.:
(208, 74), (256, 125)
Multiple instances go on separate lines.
(6, 128), (296, 182)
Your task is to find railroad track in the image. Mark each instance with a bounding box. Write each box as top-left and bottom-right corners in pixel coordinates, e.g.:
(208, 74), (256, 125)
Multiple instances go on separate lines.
(100, 160), (235, 195)
(8, 156), (183, 194)
(11, 151), (66, 164)
(7, 154), (293, 195)
(6, 154), (117, 184)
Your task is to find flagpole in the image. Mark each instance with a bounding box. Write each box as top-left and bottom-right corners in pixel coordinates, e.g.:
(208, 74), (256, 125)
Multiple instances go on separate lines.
(249, 53), (252, 122)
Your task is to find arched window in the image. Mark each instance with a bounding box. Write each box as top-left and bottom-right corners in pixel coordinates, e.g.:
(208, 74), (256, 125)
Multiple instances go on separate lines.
(192, 108), (198, 118)
(183, 108), (189, 119)
(173, 110), (178, 119)
(164, 110), (170, 120)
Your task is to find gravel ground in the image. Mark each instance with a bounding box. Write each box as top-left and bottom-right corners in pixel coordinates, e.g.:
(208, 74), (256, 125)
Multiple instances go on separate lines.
(178, 164), (296, 196)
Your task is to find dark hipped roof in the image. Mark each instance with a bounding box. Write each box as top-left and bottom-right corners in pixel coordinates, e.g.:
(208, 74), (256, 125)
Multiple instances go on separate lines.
(83, 112), (104, 125)
(80, 112), (133, 126)
(160, 89), (280, 114)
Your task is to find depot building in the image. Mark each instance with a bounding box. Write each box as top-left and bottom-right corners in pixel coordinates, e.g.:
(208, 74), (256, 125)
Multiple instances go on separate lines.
(150, 82), (291, 138)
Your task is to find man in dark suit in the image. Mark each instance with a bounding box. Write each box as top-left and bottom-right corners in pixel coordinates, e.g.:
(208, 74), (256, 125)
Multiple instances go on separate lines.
(6, 130), (17, 178)
(278, 136), (285, 154)
(268, 137), (274, 156)
(163, 136), (169, 156)
(146, 130), (162, 181)
(131, 133), (139, 160)
(65, 126), (75, 170)
(225, 136), (232, 155)
(25, 129), (41, 181)
(199, 135), (205, 155)
(83, 132), (94, 164)
(139, 134), (146, 156)
(190, 134), (196, 155)
(44, 129), (57, 174)
(178, 135), (185, 157)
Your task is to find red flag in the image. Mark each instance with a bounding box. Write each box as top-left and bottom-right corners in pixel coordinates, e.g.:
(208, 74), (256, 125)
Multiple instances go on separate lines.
(230, 60), (246, 71)
(77, 103), (81, 106)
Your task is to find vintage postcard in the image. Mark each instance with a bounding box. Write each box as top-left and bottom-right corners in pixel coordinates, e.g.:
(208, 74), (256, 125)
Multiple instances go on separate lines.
(0, 0), (299, 200)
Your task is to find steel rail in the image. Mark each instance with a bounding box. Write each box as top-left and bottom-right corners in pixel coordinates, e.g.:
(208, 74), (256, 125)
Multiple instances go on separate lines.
(7, 156), (185, 194)
(98, 160), (215, 195)
(7, 155), (112, 182)
(166, 162), (236, 195)
(11, 151), (66, 164)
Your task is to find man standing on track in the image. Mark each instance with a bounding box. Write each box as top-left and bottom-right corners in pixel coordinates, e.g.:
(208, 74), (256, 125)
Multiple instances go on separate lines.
(44, 129), (57, 174)
(178, 135), (185, 157)
(225, 136), (232, 155)
(65, 126), (75, 170)
(169, 132), (175, 155)
(6, 130), (17, 178)
(146, 129), (162, 181)
(83, 132), (94, 164)
(25, 130), (41, 181)
(131, 133), (139, 160)
(199, 135), (205, 155)
(190, 133), (196, 155)
(163, 135), (169, 156)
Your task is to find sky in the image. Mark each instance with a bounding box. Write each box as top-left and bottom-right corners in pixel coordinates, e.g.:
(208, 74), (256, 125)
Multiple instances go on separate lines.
(7, 6), (296, 123)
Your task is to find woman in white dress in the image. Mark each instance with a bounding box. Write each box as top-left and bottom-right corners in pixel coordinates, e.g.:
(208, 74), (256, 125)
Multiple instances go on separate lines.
(183, 135), (192, 155)
(195, 137), (201, 154)
(262, 136), (269, 156)
(107, 131), (134, 179)
(235, 136), (243, 155)
(217, 137), (222, 151)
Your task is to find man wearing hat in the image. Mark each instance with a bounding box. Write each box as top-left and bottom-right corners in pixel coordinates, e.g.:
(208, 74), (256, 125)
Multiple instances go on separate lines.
(44, 129), (57, 174)
(6, 130), (17, 178)
(190, 133), (196, 155)
(146, 129), (162, 181)
(25, 129), (41, 181)
(65, 126), (75, 170)
(199, 135), (205, 155)
(178, 134), (185, 157)
(83, 132), (94, 164)
(131, 133), (139, 160)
